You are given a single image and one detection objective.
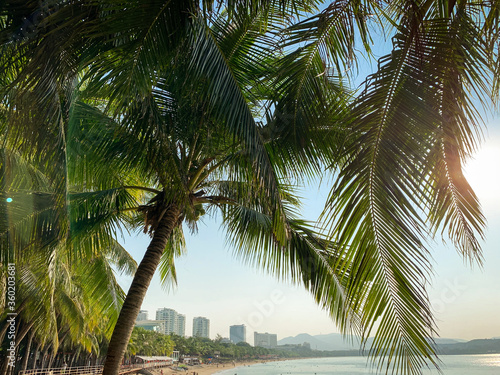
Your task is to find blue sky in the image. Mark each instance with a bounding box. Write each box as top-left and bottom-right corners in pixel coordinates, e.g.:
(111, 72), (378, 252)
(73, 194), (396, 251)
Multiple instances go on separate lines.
(117, 124), (500, 344)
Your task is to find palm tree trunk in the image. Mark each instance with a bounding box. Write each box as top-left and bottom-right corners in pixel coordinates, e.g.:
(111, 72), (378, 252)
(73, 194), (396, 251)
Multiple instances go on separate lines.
(21, 329), (34, 373)
(0, 274), (5, 313)
(29, 342), (41, 369)
(69, 348), (78, 367)
(41, 345), (50, 369)
(48, 350), (56, 368)
(0, 355), (9, 375)
(48, 329), (68, 368)
(15, 320), (34, 349)
(102, 204), (181, 375)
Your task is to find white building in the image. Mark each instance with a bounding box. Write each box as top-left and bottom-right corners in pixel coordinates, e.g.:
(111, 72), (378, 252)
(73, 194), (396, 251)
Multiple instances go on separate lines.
(156, 308), (186, 336)
(176, 314), (186, 337)
(254, 332), (277, 348)
(192, 317), (210, 338)
(136, 310), (149, 321)
(134, 320), (165, 333)
(230, 324), (246, 344)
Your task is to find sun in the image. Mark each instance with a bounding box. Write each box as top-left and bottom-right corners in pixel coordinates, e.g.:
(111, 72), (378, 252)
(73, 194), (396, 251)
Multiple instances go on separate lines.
(463, 137), (500, 211)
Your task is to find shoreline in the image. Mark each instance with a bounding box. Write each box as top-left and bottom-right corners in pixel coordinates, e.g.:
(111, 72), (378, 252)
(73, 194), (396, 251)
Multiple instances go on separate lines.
(149, 358), (300, 375)
(212, 359), (289, 375)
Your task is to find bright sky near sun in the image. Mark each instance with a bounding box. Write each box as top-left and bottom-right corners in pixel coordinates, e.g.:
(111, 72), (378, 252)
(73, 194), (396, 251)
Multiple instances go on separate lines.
(117, 123), (500, 344)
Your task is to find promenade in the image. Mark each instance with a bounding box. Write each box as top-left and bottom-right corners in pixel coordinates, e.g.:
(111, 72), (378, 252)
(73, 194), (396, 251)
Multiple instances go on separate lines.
(19, 359), (173, 375)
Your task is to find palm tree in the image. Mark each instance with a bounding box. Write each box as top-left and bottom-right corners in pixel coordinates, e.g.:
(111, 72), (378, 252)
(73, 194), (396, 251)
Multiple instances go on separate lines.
(2, 9), (353, 373)
(64, 73), (351, 375)
(319, 2), (498, 372)
(0, 47), (137, 372)
(1, 2), (499, 375)
(0, 142), (137, 375)
(3, 3), (354, 375)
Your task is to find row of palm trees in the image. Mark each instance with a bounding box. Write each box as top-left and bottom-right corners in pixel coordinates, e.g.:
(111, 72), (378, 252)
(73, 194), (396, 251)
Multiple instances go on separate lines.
(1, 1), (499, 375)
(126, 328), (174, 358)
(168, 334), (276, 360)
(0, 235), (134, 375)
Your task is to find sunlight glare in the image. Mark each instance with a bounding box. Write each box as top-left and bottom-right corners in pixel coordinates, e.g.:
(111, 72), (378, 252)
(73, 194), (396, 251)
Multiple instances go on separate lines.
(464, 139), (500, 211)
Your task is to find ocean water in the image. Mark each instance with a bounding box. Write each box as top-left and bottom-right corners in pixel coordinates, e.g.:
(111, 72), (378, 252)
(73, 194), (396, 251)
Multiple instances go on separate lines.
(217, 354), (500, 375)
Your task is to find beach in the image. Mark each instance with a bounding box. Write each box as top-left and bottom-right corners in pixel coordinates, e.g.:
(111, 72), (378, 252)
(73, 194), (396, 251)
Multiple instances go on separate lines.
(150, 360), (278, 375)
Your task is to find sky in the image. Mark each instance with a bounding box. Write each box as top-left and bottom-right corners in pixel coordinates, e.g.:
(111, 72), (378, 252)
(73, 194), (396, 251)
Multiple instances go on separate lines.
(116, 124), (500, 345)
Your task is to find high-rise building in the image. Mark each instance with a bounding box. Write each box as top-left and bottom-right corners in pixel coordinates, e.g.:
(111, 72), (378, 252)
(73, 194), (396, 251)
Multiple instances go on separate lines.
(254, 332), (277, 348)
(156, 308), (185, 336)
(136, 310), (149, 322)
(176, 314), (186, 337)
(192, 317), (210, 338)
(230, 324), (246, 344)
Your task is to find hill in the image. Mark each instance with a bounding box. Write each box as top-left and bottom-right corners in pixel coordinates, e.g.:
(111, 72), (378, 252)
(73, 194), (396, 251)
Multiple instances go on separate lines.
(278, 333), (359, 351)
(437, 339), (500, 355)
(278, 333), (469, 352)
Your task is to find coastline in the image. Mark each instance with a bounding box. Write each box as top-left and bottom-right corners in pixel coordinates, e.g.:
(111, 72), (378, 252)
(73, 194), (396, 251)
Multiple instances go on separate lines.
(149, 354), (500, 375)
(212, 359), (282, 375)
(150, 358), (297, 375)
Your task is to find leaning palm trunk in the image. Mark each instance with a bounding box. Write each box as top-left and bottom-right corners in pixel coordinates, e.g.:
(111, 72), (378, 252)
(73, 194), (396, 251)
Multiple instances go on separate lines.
(0, 320), (33, 375)
(21, 330), (34, 373)
(47, 352), (54, 369)
(102, 204), (181, 375)
(30, 342), (41, 369)
(41, 345), (50, 369)
(0, 354), (8, 375)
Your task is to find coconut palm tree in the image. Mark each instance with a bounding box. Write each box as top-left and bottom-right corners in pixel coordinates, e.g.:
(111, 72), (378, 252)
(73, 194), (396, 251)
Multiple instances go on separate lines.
(0, 141), (137, 375)
(3, 3), (355, 375)
(2, 13), (354, 374)
(63, 74), (353, 375)
(0, 39), (138, 371)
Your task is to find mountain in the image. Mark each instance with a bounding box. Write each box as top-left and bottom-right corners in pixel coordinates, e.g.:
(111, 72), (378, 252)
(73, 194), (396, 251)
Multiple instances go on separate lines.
(279, 333), (498, 356)
(278, 333), (359, 351)
(278, 334), (468, 352)
(433, 338), (466, 345)
(437, 339), (500, 355)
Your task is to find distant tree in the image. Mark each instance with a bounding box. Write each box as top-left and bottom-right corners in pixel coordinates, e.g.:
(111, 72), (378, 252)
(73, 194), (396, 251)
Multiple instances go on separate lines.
(214, 334), (223, 343)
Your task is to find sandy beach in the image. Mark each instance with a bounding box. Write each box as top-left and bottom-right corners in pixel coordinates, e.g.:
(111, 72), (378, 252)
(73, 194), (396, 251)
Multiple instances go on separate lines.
(150, 360), (272, 375)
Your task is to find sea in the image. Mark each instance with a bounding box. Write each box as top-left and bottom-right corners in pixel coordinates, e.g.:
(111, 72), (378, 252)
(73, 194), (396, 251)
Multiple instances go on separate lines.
(216, 354), (500, 375)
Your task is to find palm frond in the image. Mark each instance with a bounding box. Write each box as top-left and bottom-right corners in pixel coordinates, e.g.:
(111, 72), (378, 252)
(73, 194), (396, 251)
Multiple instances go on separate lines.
(422, 9), (490, 262)
(158, 226), (186, 291)
(266, 0), (373, 178)
(187, 18), (289, 244)
(323, 3), (495, 373)
(75, 254), (127, 336)
(323, 17), (439, 375)
(222, 200), (363, 336)
(69, 188), (140, 258)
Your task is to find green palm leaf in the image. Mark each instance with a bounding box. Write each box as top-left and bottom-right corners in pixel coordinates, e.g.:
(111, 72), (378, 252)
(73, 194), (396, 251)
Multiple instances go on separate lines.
(323, 3), (493, 373)
(222, 200), (363, 336)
